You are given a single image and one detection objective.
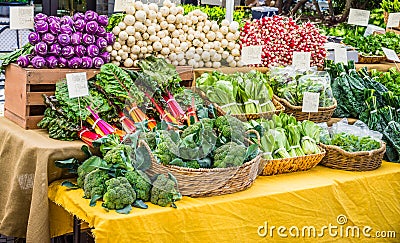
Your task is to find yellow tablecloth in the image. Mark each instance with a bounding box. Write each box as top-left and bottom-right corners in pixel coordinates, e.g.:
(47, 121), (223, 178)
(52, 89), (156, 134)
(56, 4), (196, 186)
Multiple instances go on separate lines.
(49, 162), (400, 243)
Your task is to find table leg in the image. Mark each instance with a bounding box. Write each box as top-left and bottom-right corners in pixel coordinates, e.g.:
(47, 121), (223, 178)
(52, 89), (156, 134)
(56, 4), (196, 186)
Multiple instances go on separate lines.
(73, 216), (81, 243)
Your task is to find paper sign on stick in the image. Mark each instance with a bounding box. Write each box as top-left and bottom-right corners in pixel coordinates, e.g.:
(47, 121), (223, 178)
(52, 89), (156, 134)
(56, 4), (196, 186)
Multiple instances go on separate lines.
(114, 0), (134, 12)
(292, 52), (311, 70)
(9, 6), (34, 30)
(66, 73), (89, 98)
(241, 46), (262, 65)
(387, 13), (400, 28)
(302, 92), (320, 113)
(348, 8), (370, 26)
(382, 47), (400, 62)
(334, 47), (348, 64)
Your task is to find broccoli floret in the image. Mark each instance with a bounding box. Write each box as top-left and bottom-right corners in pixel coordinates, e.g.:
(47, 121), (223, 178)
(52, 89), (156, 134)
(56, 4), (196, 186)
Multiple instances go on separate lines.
(170, 158), (200, 169)
(154, 131), (179, 165)
(141, 131), (156, 150)
(125, 170), (152, 201)
(200, 118), (215, 130)
(213, 142), (247, 168)
(103, 144), (135, 171)
(181, 118), (215, 139)
(215, 115), (245, 142)
(77, 156), (106, 188)
(102, 177), (136, 210)
(83, 169), (109, 199)
(150, 174), (182, 207)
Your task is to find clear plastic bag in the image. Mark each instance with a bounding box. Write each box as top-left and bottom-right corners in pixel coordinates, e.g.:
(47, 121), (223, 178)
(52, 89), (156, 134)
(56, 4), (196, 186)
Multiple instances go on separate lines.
(297, 71), (335, 107)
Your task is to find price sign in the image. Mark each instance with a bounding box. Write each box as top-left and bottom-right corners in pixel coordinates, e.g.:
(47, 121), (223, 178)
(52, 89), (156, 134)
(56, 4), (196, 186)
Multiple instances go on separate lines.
(66, 73), (89, 98)
(302, 92), (320, 113)
(241, 46), (262, 65)
(292, 52), (311, 70)
(348, 8), (370, 26)
(9, 6), (34, 30)
(334, 47), (348, 64)
(387, 13), (400, 28)
(364, 24), (385, 37)
(114, 0), (134, 12)
(382, 47), (400, 62)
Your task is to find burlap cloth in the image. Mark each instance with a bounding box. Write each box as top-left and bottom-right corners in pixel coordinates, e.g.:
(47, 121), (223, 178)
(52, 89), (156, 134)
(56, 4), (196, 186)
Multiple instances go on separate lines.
(0, 117), (85, 243)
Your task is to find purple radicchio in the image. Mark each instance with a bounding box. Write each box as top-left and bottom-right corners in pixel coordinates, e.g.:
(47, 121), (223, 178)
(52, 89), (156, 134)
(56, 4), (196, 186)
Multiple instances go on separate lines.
(85, 21), (99, 35)
(92, 57), (104, 68)
(82, 34), (95, 45)
(31, 56), (47, 68)
(49, 22), (60, 35)
(81, 56), (93, 68)
(61, 46), (75, 59)
(97, 15), (108, 27)
(96, 26), (107, 37)
(68, 57), (82, 69)
(99, 51), (111, 63)
(46, 56), (58, 68)
(42, 33), (56, 45)
(74, 19), (86, 32)
(34, 20), (49, 34)
(17, 55), (30, 67)
(60, 16), (74, 27)
(58, 57), (68, 68)
(28, 32), (40, 45)
(34, 13), (48, 22)
(96, 37), (108, 50)
(87, 45), (99, 58)
(73, 12), (85, 21)
(48, 43), (61, 56)
(105, 32), (116, 45)
(74, 45), (86, 57)
(60, 24), (73, 35)
(34, 42), (48, 56)
(57, 34), (71, 46)
(71, 32), (83, 45)
(84, 10), (98, 22)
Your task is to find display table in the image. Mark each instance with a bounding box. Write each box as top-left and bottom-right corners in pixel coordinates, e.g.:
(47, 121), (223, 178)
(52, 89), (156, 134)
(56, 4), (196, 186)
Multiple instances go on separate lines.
(0, 117), (86, 243)
(49, 163), (400, 242)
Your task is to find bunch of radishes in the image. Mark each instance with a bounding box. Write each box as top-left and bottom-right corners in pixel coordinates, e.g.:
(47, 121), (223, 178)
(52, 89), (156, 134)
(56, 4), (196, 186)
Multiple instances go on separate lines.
(107, 0), (243, 68)
(240, 15), (327, 67)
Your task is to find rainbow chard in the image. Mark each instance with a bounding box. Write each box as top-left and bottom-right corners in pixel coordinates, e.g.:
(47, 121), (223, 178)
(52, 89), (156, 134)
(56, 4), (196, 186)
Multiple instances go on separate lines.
(163, 90), (185, 120)
(119, 111), (136, 134)
(87, 106), (115, 136)
(78, 127), (101, 147)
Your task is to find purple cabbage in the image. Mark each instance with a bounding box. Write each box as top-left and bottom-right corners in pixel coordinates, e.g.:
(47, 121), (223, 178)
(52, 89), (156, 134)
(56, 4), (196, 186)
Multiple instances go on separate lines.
(81, 56), (93, 68)
(73, 12), (85, 21)
(17, 55), (30, 67)
(68, 57), (82, 69)
(46, 56), (58, 68)
(60, 16), (74, 27)
(58, 57), (68, 68)
(87, 45), (99, 58)
(105, 33), (116, 45)
(98, 15), (108, 27)
(57, 34), (71, 46)
(74, 45), (86, 57)
(71, 32), (83, 45)
(96, 37), (108, 49)
(42, 33), (56, 45)
(82, 34), (95, 45)
(60, 24), (73, 35)
(99, 51), (111, 63)
(49, 22), (60, 35)
(34, 42), (48, 56)
(84, 10), (98, 22)
(96, 26), (107, 37)
(48, 43), (61, 56)
(34, 20), (49, 34)
(34, 13), (48, 22)
(85, 21), (99, 35)
(92, 57), (104, 69)
(61, 46), (75, 59)
(47, 16), (60, 23)
(74, 19), (86, 32)
(28, 32), (41, 45)
(31, 56), (46, 68)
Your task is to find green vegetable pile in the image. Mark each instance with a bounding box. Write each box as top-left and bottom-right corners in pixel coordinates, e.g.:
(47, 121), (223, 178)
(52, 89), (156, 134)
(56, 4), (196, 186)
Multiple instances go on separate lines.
(0, 43), (33, 71)
(196, 71), (276, 114)
(342, 32), (400, 56)
(321, 132), (381, 153)
(381, 0), (400, 13)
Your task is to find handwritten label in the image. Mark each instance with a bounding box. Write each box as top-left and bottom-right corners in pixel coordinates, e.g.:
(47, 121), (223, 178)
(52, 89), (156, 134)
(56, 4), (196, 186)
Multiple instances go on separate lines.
(241, 46), (262, 65)
(334, 47), (348, 64)
(66, 73), (89, 98)
(348, 9), (370, 26)
(9, 6), (34, 30)
(302, 92), (320, 113)
(292, 52), (311, 70)
(364, 24), (385, 37)
(387, 13), (400, 28)
(114, 0), (135, 12)
(382, 47), (400, 62)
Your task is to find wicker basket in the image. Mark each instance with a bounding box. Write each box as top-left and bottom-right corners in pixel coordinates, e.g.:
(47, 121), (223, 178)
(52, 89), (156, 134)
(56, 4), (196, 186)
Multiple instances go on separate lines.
(357, 54), (386, 64)
(319, 142), (386, 171)
(259, 146), (326, 176)
(141, 138), (263, 197)
(274, 95), (337, 123)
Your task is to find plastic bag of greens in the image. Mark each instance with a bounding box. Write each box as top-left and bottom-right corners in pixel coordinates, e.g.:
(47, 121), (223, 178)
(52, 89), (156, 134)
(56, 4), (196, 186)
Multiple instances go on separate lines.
(297, 72), (335, 107)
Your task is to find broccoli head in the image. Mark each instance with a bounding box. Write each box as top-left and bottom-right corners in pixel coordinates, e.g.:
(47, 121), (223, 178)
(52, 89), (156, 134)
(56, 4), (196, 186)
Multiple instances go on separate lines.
(150, 174), (182, 207)
(141, 131), (156, 150)
(103, 144), (135, 171)
(102, 177), (136, 210)
(154, 131), (179, 165)
(169, 158), (200, 169)
(83, 169), (110, 199)
(77, 156), (106, 188)
(214, 115), (245, 142)
(213, 142), (247, 168)
(181, 118), (215, 139)
(125, 170), (152, 201)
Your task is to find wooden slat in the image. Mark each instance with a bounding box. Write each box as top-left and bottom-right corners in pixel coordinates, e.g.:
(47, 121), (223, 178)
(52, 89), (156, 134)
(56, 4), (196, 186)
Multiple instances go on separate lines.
(27, 92), (54, 105)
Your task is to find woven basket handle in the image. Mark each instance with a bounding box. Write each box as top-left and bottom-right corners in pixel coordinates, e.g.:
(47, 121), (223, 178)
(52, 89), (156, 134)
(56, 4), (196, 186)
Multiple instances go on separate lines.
(245, 129), (261, 146)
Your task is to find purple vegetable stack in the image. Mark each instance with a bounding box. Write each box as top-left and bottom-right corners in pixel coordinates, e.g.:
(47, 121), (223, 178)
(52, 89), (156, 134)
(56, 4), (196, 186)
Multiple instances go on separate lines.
(19, 11), (114, 69)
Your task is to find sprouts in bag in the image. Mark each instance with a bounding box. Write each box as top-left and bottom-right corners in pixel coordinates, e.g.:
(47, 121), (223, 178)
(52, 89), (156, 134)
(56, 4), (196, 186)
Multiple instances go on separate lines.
(297, 71), (335, 107)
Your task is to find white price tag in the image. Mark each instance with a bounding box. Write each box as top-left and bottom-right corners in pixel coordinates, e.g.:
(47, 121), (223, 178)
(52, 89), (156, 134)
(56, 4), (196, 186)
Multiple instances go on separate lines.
(66, 73), (89, 98)
(114, 0), (134, 12)
(292, 52), (311, 70)
(348, 8), (370, 26)
(382, 47), (400, 62)
(364, 24), (385, 37)
(387, 13), (400, 28)
(334, 47), (348, 64)
(302, 92), (320, 113)
(241, 46), (262, 65)
(9, 6), (34, 30)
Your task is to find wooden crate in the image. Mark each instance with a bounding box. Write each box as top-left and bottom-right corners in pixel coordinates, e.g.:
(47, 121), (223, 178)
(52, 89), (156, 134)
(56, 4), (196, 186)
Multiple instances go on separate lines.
(4, 64), (194, 129)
